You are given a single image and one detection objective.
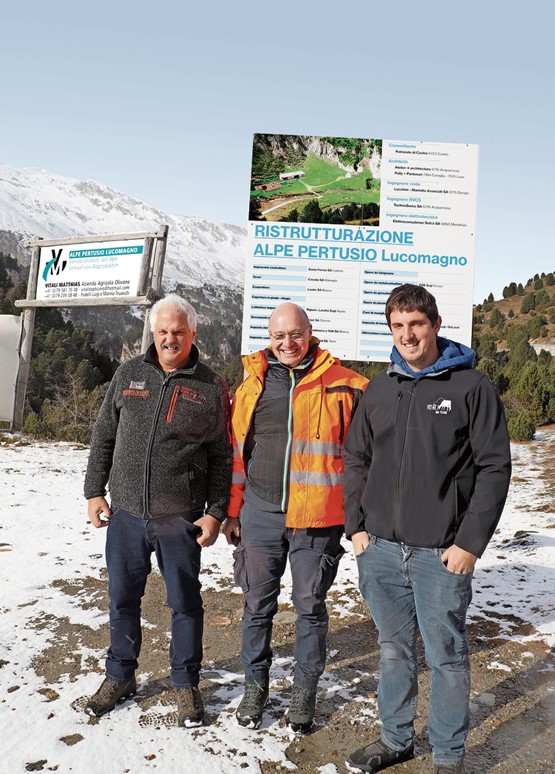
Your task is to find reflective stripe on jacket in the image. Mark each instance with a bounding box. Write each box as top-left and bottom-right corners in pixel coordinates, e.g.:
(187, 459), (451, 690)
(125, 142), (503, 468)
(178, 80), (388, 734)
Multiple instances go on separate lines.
(228, 346), (368, 528)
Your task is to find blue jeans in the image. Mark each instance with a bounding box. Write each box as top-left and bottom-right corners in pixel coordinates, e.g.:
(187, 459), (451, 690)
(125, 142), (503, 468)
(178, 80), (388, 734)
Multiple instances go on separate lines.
(105, 509), (203, 689)
(357, 535), (472, 765)
(234, 503), (344, 689)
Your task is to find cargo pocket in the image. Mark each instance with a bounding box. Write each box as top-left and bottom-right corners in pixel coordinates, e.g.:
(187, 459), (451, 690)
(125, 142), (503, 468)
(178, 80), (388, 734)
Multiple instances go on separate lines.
(313, 545), (346, 597)
(233, 544), (249, 592)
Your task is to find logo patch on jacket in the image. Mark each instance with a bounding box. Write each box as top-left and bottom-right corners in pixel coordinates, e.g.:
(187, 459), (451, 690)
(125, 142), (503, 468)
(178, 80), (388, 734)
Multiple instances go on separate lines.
(178, 386), (206, 404)
(166, 385), (207, 422)
(123, 381), (149, 397)
(427, 397), (452, 414)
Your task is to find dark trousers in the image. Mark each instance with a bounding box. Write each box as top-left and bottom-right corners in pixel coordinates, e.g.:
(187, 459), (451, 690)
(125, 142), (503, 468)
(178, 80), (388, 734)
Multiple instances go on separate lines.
(234, 502), (344, 689)
(105, 509), (203, 689)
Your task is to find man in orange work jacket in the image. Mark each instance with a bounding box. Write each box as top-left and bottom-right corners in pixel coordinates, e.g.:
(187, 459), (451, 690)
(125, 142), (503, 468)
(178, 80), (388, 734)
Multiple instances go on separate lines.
(223, 302), (368, 732)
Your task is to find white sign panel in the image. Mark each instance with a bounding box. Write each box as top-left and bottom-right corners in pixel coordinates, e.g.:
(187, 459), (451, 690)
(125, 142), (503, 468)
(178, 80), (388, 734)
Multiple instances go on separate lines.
(0, 315), (22, 423)
(36, 239), (146, 301)
(243, 135), (478, 361)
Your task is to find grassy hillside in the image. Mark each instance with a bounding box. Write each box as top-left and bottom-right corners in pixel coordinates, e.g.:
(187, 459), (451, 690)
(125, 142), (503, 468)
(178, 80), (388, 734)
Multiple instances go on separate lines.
(473, 275), (555, 349)
(471, 273), (555, 440)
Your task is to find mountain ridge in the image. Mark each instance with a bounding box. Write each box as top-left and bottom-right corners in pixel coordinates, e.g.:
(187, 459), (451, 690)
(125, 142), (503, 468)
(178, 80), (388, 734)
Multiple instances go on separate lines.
(0, 161), (247, 290)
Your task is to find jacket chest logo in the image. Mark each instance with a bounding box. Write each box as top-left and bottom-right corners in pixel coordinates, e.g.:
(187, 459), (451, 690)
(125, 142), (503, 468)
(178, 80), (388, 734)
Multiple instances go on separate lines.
(166, 385), (207, 423)
(175, 385), (206, 404)
(427, 396), (452, 414)
(123, 380), (149, 397)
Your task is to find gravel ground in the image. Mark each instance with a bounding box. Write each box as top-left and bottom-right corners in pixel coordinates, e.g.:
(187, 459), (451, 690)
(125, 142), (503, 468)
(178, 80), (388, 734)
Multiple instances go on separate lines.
(30, 571), (555, 774)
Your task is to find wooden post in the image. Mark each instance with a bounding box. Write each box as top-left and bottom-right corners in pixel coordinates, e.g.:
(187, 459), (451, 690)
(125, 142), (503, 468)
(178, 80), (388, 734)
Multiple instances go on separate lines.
(136, 236), (154, 297)
(12, 242), (41, 430)
(151, 225), (168, 294)
(141, 307), (153, 354)
(141, 225), (168, 353)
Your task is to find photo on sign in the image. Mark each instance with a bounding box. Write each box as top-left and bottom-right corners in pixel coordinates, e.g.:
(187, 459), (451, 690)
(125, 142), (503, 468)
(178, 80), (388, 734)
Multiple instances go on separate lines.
(249, 134), (382, 225)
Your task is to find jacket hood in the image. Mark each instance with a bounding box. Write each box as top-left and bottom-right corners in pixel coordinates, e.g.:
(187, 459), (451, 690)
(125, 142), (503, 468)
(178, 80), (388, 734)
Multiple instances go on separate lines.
(388, 336), (475, 380)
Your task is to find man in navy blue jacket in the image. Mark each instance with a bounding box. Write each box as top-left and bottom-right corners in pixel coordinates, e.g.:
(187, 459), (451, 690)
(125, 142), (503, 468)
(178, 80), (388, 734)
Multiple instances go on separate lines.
(343, 284), (511, 774)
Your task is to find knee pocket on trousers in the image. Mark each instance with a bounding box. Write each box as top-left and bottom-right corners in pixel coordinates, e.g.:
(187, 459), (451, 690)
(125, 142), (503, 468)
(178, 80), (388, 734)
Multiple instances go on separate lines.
(313, 545), (346, 596)
(233, 544), (249, 592)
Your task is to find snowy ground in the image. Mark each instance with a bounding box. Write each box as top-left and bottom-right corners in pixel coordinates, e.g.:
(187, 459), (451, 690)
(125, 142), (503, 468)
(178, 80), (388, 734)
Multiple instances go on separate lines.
(1, 429), (554, 773)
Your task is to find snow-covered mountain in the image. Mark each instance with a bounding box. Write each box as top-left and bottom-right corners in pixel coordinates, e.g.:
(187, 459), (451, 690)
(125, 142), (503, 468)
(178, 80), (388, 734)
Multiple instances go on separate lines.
(0, 162), (246, 289)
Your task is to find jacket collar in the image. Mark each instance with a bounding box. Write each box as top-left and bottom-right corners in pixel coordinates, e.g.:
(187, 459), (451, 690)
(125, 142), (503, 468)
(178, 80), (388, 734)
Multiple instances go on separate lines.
(144, 342), (200, 375)
(242, 338), (339, 383)
(265, 339), (319, 374)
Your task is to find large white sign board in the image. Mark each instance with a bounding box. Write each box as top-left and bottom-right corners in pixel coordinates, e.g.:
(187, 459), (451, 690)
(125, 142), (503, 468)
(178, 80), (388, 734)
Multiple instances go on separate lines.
(36, 239), (146, 302)
(243, 135), (478, 360)
(0, 315), (22, 422)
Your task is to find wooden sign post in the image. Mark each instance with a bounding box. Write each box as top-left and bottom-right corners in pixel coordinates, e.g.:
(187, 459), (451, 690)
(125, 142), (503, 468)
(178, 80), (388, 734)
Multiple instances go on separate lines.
(12, 224), (168, 430)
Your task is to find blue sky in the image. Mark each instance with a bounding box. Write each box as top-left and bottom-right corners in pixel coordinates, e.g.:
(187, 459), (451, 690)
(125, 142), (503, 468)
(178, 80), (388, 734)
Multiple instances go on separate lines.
(2, 1), (553, 302)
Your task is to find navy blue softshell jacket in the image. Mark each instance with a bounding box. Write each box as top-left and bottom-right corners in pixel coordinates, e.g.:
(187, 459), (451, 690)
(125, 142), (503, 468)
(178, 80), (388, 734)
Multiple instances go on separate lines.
(343, 338), (511, 557)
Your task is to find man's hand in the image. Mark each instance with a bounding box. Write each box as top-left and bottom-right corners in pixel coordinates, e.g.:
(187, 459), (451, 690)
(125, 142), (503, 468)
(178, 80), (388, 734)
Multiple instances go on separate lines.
(87, 496), (111, 528)
(223, 517), (241, 546)
(351, 530), (370, 557)
(441, 545), (477, 574)
(194, 514), (221, 547)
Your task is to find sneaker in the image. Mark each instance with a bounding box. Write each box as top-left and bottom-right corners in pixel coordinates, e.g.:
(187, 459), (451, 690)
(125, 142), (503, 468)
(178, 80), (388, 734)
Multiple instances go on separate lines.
(175, 686), (204, 727)
(434, 762), (465, 774)
(236, 683), (269, 729)
(346, 738), (415, 773)
(286, 685), (317, 733)
(85, 676), (137, 717)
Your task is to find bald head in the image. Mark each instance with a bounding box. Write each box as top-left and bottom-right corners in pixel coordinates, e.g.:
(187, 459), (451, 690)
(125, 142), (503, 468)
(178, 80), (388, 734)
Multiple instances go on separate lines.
(269, 303), (310, 329)
(268, 303), (312, 367)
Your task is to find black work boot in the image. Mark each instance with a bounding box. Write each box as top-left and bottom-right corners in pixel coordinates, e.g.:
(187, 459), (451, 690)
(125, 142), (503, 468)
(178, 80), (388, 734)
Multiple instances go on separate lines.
(346, 738), (415, 772)
(236, 682), (269, 729)
(175, 686), (204, 727)
(85, 676), (137, 717)
(286, 685), (317, 733)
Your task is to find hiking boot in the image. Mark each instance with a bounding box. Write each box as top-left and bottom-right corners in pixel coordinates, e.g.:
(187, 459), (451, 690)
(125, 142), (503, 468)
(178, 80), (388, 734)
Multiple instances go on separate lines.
(346, 738), (415, 772)
(85, 676), (137, 717)
(434, 761), (465, 774)
(286, 685), (317, 733)
(175, 686), (204, 727)
(236, 683), (269, 729)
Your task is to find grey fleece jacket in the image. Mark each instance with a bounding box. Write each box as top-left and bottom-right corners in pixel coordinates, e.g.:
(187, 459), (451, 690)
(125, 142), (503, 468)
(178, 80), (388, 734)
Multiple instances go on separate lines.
(84, 343), (232, 521)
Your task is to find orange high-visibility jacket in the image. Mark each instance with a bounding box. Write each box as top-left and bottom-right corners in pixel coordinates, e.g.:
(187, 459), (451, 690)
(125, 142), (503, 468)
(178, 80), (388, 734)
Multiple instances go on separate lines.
(228, 346), (369, 529)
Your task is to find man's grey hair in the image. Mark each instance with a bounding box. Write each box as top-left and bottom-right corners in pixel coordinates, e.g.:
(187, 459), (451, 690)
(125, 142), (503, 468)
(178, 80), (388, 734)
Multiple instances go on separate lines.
(149, 294), (198, 332)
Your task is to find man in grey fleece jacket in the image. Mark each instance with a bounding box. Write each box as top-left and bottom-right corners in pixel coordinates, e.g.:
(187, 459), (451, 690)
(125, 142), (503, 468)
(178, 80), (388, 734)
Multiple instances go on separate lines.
(84, 294), (232, 727)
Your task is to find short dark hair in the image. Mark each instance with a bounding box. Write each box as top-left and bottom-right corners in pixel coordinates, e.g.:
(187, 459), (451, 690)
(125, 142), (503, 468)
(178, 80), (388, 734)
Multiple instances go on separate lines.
(385, 284), (439, 327)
